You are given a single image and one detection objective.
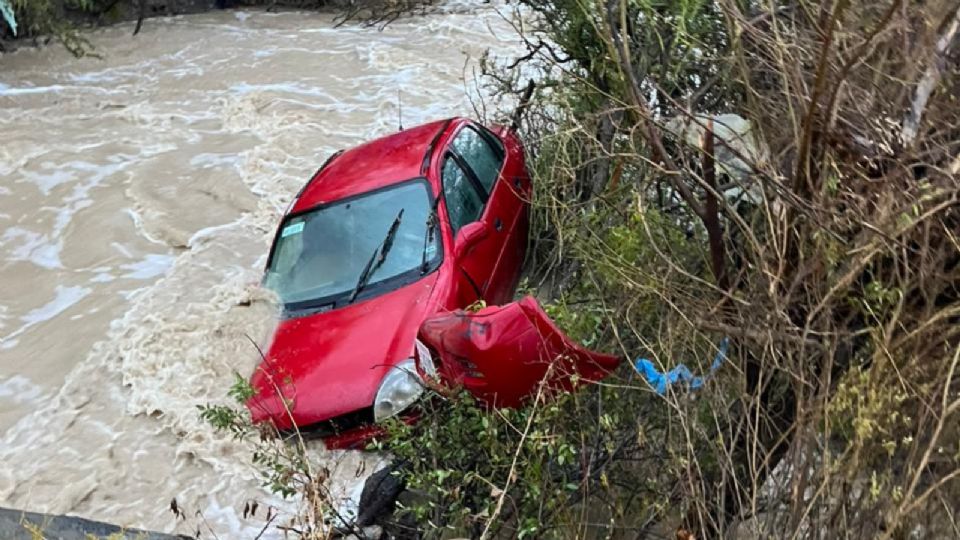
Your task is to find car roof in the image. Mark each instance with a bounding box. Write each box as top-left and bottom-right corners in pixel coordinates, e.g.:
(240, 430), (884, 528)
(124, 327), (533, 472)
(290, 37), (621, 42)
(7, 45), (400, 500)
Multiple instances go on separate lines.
(292, 118), (458, 213)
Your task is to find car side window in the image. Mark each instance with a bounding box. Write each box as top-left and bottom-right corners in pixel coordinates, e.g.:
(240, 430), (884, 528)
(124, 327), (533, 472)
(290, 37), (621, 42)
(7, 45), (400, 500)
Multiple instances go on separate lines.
(442, 155), (484, 235)
(451, 126), (504, 195)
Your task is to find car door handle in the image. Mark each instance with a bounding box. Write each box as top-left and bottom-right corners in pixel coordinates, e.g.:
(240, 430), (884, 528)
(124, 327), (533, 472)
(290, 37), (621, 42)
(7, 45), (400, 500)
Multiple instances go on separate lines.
(494, 217), (503, 231)
(513, 176), (522, 189)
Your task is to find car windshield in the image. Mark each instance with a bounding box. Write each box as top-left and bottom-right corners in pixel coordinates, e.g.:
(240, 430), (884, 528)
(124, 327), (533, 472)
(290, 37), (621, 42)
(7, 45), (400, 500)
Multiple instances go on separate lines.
(264, 179), (440, 307)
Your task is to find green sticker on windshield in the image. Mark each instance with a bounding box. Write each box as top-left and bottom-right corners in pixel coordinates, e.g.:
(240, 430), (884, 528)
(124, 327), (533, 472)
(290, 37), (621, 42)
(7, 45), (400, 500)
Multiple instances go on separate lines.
(282, 222), (304, 237)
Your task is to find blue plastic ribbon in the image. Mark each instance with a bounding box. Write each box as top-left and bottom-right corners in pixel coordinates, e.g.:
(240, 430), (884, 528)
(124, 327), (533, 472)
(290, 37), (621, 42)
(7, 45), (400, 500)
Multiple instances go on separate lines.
(634, 338), (728, 394)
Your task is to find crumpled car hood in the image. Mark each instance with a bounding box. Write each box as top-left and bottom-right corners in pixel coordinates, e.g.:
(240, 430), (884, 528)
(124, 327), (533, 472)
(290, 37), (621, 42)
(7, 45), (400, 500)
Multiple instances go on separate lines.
(247, 274), (439, 430)
(418, 296), (620, 408)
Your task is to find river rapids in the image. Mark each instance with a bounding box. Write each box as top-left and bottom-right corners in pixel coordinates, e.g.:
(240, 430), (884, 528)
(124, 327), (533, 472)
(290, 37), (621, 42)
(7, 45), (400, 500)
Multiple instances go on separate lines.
(0, 5), (521, 536)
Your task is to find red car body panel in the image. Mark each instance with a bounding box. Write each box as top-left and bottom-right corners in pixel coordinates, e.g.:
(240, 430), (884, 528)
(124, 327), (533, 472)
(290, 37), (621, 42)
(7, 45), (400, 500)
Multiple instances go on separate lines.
(418, 296), (621, 408)
(247, 118), (611, 447)
(248, 274), (440, 430)
(293, 119), (449, 212)
(323, 424), (388, 450)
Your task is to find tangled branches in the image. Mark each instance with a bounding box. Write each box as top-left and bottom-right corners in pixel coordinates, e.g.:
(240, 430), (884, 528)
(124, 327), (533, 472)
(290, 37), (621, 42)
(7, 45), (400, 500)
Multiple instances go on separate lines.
(386, 0), (960, 538)
(330, 0), (438, 29)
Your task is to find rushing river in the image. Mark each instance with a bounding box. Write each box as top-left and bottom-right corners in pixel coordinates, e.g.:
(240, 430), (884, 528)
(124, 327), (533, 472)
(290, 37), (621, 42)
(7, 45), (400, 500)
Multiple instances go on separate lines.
(0, 6), (520, 536)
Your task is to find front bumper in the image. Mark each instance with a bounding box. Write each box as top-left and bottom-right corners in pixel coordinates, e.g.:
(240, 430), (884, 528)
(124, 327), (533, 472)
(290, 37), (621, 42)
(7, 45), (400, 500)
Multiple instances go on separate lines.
(294, 407), (420, 450)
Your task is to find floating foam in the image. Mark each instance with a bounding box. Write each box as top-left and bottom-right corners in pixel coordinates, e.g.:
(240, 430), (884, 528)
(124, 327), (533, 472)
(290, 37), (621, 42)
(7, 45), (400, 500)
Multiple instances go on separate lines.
(0, 285), (91, 348)
(120, 254), (175, 280)
(0, 375), (55, 409)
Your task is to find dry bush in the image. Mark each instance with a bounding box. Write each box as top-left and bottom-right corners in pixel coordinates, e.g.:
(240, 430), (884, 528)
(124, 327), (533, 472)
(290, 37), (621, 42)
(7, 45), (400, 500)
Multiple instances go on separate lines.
(446, 0), (960, 537)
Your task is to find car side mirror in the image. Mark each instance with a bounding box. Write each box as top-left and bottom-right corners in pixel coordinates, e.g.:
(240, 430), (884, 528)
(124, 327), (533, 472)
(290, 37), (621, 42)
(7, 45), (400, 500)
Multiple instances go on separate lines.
(454, 221), (490, 258)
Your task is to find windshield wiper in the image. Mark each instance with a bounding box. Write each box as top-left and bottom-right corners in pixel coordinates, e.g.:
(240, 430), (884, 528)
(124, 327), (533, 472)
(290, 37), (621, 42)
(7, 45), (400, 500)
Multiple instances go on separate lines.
(420, 195), (442, 274)
(348, 208), (404, 304)
(285, 300), (337, 318)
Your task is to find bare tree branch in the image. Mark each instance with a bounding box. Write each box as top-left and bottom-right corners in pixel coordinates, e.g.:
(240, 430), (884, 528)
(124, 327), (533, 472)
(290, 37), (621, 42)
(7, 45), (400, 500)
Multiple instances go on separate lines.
(901, 4), (960, 146)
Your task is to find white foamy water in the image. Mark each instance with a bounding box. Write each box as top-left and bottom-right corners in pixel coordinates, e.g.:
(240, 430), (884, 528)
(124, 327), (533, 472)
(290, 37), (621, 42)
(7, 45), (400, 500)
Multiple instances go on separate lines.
(1, 285), (92, 350)
(0, 6), (521, 537)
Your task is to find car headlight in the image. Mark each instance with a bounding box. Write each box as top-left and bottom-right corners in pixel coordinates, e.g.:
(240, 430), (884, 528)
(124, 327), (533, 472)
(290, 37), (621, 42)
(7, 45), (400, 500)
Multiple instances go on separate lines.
(373, 359), (424, 422)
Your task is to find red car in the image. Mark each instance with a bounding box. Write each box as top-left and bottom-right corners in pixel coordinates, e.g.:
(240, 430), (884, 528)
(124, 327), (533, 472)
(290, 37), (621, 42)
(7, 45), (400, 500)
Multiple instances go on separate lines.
(247, 118), (618, 448)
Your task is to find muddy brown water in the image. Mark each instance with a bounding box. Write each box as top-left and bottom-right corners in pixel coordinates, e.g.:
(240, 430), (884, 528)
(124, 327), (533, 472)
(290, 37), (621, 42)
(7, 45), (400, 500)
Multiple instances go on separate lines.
(0, 6), (521, 537)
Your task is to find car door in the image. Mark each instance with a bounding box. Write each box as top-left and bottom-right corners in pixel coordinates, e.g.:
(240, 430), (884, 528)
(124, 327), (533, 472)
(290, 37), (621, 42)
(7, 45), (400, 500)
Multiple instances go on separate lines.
(440, 152), (500, 305)
(484, 125), (531, 299)
(445, 123), (523, 304)
(418, 296), (620, 407)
